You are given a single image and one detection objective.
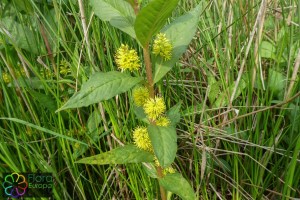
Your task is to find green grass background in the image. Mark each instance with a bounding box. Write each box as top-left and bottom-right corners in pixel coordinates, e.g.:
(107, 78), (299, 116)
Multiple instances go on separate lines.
(0, 0), (299, 199)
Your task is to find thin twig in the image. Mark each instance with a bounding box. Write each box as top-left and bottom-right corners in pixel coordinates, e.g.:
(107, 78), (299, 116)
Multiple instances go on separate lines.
(78, 0), (92, 61)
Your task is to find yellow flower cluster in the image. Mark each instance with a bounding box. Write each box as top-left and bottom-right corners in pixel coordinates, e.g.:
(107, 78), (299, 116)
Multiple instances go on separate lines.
(133, 86), (150, 106)
(115, 44), (140, 72)
(133, 92), (170, 125)
(163, 166), (176, 175)
(156, 116), (170, 127)
(2, 69), (26, 84)
(15, 69), (26, 78)
(132, 93), (170, 154)
(154, 156), (176, 175)
(2, 72), (11, 83)
(152, 33), (172, 61)
(133, 126), (153, 152)
(59, 60), (71, 76)
(74, 142), (81, 149)
(154, 156), (160, 166)
(143, 96), (166, 120)
(40, 69), (52, 79)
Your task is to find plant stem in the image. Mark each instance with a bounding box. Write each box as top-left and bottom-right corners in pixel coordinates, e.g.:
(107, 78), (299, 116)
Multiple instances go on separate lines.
(136, 3), (165, 199)
(133, 0), (139, 14)
(143, 45), (155, 98)
(157, 166), (167, 200)
(143, 45), (166, 200)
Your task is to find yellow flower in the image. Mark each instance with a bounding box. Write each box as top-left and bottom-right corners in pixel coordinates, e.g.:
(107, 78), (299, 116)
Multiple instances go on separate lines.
(20, 69), (26, 76)
(74, 142), (81, 149)
(133, 86), (150, 106)
(25, 127), (33, 136)
(40, 69), (52, 79)
(143, 96), (166, 120)
(154, 157), (176, 175)
(154, 156), (160, 167)
(59, 60), (71, 76)
(152, 33), (172, 61)
(15, 69), (26, 78)
(2, 72), (11, 83)
(163, 166), (176, 175)
(115, 44), (141, 71)
(133, 126), (153, 152)
(156, 116), (170, 127)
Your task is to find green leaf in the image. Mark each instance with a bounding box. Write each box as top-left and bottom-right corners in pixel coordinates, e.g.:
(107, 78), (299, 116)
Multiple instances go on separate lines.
(153, 3), (203, 83)
(134, 0), (179, 47)
(133, 105), (150, 123)
(166, 102), (181, 126)
(159, 173), (196, 200)
(0, 18), (41, 54)
(29, 90), (57, 112)
(125, 0), (135, 7)
(87, 110), (102, 132)
(76, 145), (154, 165)
(44, 9), (59, 52)
(268, 68), (285, 99)
(213, 77), (247, 108)
(260, 41), (276, 60)
(148, 125), (177, 168)
(142, 163), (158, 178)
(11, 0), (33, 14)
(90, 0), (136, 38)
(260, 41), (285, 62)
(57, 71), (142, 111)
(214, 157), (232, 173)
(208, 81), (221, 104)
(8, 77), (45, 89)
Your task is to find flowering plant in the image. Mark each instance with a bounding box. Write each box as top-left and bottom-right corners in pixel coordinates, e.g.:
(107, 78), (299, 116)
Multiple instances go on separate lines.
(57, 0), (203, 199)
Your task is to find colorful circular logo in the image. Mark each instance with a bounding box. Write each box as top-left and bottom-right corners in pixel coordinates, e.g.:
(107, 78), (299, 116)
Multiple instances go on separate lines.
(2, 172), (28, 198)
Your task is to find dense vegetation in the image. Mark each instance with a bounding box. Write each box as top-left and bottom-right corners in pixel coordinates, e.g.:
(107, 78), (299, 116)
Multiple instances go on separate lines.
(0, 0), (299, 199)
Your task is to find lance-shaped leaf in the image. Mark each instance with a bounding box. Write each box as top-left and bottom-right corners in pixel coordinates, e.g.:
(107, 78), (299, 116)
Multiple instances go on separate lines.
(153, 2), (204, 83)
(134, 0), (179, 47)
(76, 145), (154, 165)
(90, 0), (136, 38)
(213, 76), (247, 108)
(125, 0), (135, 7)
(148, 125), (177, 168)
(57, 71), (142, 111)
(0, 18), (41, 54)
(142, 162), (158, 178)
(11, 0), (33, 13)
(133, 105), (150, 124)
(159, 173), (196, 200)
(166, 101), (182, 126)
